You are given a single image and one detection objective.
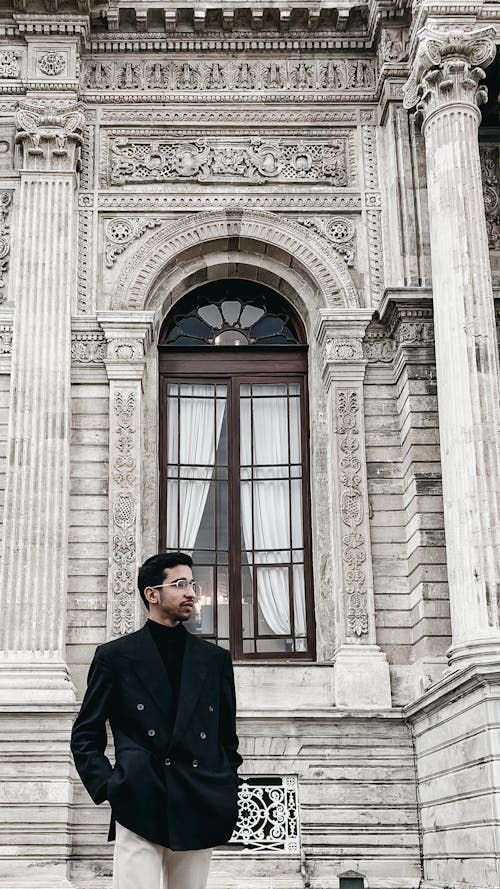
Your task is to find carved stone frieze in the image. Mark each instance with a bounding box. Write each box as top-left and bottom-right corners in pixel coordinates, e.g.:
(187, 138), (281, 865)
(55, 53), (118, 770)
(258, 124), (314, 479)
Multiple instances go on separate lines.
(381, 298), (435, 355)
(0, 192), (12, 298)
(77, 210), (92, 315)
(108, 137), (350, 186)
(403, 27), (496, 123)
(0, 323), (12, 353)
(15, 102), (85, 172)
(71, 331), (106, 363)
(362, 126), (379, 191)
(83, 57), (376, 95)
(94, 193), (363, 212)
(362, 333), (396, 363)
(295, 216), (356, 267)
(367, 210), (384, 305)
(379, 29), (409, 64)
(107, 338), (144, 361)
(324, 337), (364, 362)
(99, 109), (358, 125)
(337, 388), (369, 638)
(80, 124), (95, 192)
(105, 217), (161, 267)
(480, 146), (500, 249)
(0, 50), (21, 79)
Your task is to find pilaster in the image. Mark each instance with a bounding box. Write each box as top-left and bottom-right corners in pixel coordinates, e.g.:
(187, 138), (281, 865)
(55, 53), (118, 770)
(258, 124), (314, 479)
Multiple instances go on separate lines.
(98, 311), (156, 639)
(403, 27), (500, 671)
(317, 309), (392, 709)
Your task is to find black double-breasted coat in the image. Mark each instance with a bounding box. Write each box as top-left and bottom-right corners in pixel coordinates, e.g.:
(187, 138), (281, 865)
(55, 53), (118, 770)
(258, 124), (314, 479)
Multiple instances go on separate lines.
(70, 624), (242, 851)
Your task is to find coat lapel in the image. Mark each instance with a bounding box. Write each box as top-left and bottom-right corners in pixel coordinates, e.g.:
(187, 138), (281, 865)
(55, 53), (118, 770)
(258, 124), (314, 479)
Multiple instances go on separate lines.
(172, 632), (208, 743)
(126, 624), (174, 720)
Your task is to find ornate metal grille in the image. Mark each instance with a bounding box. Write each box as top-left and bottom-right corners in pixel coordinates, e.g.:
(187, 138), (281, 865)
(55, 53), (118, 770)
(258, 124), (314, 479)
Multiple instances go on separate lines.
(229, 775), (300, 853)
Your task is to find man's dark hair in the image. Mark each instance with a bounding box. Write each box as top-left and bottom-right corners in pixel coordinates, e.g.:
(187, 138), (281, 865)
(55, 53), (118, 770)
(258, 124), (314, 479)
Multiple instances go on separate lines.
(137, 552), (193, 610)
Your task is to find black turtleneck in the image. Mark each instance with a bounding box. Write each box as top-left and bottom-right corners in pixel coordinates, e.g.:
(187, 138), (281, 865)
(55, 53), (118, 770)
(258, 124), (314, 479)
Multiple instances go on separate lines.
(147, 620), (187, 711)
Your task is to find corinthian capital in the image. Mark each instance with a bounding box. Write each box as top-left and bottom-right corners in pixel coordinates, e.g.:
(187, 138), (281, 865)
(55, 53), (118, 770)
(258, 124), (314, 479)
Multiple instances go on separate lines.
(403, 27), (496, 124)
(15, 102), (85, 173)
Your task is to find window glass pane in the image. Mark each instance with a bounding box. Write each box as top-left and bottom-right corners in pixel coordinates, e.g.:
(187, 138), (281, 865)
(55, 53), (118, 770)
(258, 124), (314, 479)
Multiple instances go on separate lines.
(256, 566), (290, 635)
(198, 304), (223, 327)
(166, 479), (178, 548)
(291, 479), (303, 549)
(240, 305), (264, 327)
(217, 479), (228, 551)
(217, 566), (230, 642)
(293, 564), (307, 652)
(289, 396), (302, 465)
(186, 565), (214, 636)
(241, 566), (254, 641)
(221, 300), (241, 324)
(240, 397), (251, 466)
(167, 396), (178, 463)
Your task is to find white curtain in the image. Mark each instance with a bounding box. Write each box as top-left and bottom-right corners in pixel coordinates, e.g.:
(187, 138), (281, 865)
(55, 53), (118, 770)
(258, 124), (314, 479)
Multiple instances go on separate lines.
(240, 385), (307, 647)
(166, 385), (226, 551)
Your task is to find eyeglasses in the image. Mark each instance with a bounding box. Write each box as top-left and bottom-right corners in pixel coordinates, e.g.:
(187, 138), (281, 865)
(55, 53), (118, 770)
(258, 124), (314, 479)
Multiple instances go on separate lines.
(151, 580), (202, 596)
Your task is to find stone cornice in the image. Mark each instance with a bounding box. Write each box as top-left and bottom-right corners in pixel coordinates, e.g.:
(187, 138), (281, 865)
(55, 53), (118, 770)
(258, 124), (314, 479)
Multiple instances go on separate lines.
(404, 658), (500, 721)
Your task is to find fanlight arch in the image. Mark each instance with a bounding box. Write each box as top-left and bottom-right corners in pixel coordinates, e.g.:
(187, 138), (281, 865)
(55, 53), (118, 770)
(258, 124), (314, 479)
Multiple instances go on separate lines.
(111, 208), (360, 315)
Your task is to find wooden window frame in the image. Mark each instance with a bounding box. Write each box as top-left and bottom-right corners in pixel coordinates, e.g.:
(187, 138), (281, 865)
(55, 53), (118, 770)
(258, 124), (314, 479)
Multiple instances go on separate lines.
(159, 346), (315, 662)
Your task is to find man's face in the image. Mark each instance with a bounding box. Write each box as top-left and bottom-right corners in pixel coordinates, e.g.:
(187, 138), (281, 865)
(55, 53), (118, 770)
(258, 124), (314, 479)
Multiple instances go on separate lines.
(147, 563), (197, 625)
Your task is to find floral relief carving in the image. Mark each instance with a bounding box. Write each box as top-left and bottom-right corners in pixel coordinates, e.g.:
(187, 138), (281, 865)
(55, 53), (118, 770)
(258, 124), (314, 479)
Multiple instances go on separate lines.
(403, 27), (496, 118)
(15, 102), (85, 171)
(324, 337), (364, 362)
(105, 217), (161, 267)
(71, 332), (107, 363)
(337, 389), (369, 638)
(83, 58), (377, 94)
(0, 192), (12, 297)
(111, 388), (138, 637)
(0, 50), (21, 79)
(0, 323), (12, 353)
(480, 146), (500, 249)
(38, 53), (66, 76)
(109, 137), (348, 186)
(295, 216), (356, 266)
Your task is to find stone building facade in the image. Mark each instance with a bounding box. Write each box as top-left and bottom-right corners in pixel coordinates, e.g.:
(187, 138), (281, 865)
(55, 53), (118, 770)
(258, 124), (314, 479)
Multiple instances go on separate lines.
(0, 0), (499, 887)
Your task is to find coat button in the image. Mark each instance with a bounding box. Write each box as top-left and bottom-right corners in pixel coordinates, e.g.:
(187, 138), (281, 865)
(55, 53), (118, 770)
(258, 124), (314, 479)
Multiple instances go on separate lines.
(164, 758), (172, 766)
(192, 759), (199, 767)
(147, 729), (156, 737)
(200, 732), (207, 740)
(137, 703), (144, 711)
(208, 705), (214, 712)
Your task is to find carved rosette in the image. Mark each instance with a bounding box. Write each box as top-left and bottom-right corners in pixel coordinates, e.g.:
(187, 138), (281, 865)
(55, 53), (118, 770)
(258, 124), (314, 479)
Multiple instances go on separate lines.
(403, 28), (496, 127)
(15, 102), (85, 172)
(105, 217), (161, 268)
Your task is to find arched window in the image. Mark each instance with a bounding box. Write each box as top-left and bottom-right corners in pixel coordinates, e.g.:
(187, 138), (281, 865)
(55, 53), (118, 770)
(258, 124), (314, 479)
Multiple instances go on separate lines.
(159, 280), (315, 660)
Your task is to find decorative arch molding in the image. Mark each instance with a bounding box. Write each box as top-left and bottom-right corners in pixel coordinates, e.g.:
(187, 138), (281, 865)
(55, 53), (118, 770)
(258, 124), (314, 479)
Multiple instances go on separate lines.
(111, 208), (360, 313)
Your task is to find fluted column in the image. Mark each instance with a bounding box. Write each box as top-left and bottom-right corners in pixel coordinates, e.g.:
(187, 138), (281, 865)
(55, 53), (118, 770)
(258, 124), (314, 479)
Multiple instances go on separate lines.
(317, 310), (392, 708)
(404, 28), (500, 669)
(0, 103), (84, 699)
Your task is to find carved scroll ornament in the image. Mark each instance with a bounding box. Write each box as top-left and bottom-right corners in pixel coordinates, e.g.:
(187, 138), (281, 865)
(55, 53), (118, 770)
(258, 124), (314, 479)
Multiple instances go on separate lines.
(403, 27), (496, 123)
(15, 102), (85, 171)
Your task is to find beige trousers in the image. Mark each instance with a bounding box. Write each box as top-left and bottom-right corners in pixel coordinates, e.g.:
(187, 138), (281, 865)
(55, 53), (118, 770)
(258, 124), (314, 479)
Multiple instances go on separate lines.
(112, 822), (213, 889)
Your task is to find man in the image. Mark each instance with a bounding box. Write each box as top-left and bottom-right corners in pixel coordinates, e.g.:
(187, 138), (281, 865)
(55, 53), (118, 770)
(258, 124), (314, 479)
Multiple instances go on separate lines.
(71, 552), (242, 889)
